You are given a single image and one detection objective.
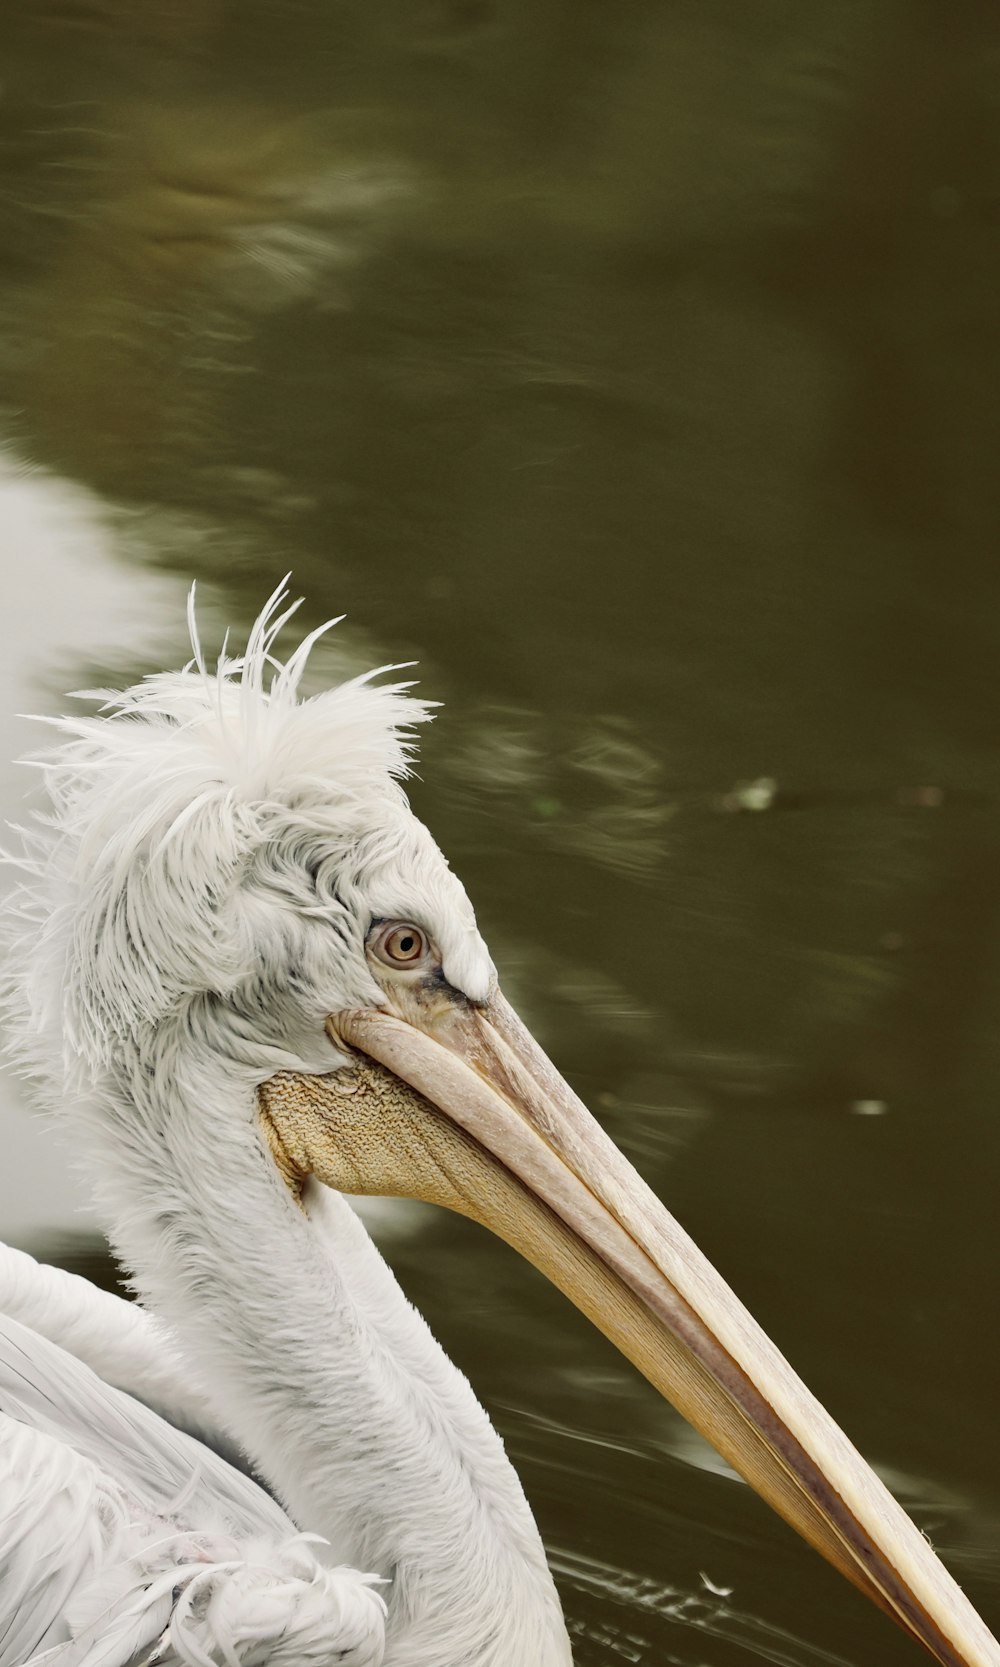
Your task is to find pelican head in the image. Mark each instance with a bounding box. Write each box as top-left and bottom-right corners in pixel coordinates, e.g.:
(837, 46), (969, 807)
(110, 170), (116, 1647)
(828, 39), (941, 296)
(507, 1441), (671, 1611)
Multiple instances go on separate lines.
(3, 586), (995, 1667)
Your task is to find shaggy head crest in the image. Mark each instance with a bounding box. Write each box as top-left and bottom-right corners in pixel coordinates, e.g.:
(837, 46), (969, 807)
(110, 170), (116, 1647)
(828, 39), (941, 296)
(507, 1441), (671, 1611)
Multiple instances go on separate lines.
(1, 585), (490, 1103)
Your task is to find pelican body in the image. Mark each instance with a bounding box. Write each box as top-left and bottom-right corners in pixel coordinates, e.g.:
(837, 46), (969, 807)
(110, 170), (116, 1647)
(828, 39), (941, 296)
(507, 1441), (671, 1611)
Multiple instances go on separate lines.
(0, 588), (995, 1667)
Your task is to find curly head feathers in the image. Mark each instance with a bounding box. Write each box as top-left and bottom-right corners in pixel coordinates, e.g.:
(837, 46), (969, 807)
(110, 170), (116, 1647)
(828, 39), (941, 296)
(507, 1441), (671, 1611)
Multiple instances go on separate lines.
(1, 586), (490, 1106)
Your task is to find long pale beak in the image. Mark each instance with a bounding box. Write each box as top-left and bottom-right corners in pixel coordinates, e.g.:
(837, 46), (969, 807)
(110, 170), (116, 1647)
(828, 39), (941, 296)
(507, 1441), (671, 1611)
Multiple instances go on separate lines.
(258, 991), (998, 1667)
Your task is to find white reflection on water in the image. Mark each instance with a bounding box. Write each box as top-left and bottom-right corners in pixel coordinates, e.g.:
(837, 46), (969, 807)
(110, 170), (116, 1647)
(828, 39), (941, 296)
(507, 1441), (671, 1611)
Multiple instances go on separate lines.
(504, 1396), (994, 1665)
(555, 1546), (856, 1667)
(0, 452), (186, 1241)
(442, 705), (675, 878)
(0, 454), (178, 772)
(499, 1395), (744, 1491)
(33, 101), (417, 312)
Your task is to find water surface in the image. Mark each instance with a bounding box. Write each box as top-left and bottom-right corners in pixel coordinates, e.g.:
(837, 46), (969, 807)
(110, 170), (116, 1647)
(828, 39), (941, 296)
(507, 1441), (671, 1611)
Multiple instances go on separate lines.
(1, 4), (999, 1661)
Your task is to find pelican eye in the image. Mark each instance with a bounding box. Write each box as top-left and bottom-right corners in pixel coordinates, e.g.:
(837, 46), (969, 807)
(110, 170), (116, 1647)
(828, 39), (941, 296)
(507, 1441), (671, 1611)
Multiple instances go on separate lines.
(370, 920), (432, 969)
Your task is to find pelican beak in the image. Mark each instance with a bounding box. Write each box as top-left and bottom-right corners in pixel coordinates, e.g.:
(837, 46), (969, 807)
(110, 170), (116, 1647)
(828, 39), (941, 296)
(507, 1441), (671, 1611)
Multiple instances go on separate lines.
(258, 991), (998, 1667)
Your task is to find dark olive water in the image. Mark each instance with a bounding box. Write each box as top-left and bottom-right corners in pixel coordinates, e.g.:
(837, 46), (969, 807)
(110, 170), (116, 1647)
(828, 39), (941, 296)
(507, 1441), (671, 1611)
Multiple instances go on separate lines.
(1, 4), (999, 1662)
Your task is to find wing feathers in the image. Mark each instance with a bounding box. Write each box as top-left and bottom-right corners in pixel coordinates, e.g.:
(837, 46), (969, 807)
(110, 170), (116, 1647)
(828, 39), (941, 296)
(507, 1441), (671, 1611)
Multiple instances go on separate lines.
(0, 1316), (387, 1667)
(0, 1312), (290, 1541)
(0, 1246), (243, 1465)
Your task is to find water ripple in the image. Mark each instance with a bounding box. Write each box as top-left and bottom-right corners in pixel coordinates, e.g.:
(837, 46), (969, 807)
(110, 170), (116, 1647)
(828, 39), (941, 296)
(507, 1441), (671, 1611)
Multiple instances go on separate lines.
(554, 1547), (857, 1667)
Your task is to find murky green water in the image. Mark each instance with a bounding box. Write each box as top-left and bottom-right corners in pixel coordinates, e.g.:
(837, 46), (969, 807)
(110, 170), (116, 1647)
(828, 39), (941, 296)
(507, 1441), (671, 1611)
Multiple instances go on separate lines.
(1, 4), (999, 1661)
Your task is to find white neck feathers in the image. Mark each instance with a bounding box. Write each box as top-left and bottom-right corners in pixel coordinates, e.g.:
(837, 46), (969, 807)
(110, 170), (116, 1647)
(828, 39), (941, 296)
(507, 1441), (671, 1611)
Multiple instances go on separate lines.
(89, 1051), (570, 1667)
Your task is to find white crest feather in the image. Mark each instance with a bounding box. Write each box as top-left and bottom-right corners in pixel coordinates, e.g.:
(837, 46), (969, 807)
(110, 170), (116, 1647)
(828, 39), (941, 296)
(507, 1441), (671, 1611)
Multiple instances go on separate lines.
(0, 584), (437, 1098)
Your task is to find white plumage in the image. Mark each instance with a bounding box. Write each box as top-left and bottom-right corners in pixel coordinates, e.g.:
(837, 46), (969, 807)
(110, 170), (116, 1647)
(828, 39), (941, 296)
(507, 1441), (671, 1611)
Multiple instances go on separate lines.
(0, 1310), (386, 1667)
(0, 587), (568, 1667)
(2, 585), (997, 1667)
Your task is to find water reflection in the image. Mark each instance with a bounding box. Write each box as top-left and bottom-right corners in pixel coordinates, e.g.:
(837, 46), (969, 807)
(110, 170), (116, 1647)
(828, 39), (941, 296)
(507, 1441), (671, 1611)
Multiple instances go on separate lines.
(442, 707), (672, 876)
(0, 456), (190, 1239)
(557, 1548), (858, 1667)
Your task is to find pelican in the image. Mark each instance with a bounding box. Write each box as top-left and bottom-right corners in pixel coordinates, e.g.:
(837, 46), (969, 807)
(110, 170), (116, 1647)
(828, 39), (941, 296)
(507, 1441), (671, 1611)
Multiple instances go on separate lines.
(0, 585), (995, 1667)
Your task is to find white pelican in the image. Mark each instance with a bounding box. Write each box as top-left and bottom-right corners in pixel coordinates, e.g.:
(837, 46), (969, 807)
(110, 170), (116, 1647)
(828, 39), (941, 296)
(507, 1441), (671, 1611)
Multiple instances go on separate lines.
(0, 586), (995, 1667)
